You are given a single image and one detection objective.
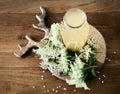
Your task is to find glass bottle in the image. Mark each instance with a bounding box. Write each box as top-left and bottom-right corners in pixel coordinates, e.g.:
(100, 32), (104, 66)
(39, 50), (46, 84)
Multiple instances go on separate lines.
(60, 8), (90, 52)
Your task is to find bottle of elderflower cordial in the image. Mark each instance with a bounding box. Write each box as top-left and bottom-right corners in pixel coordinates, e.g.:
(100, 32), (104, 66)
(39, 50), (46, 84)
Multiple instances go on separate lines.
(60, 8), (90, 52)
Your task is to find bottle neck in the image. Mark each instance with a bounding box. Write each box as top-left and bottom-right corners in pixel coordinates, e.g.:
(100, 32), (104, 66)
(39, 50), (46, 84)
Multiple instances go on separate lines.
(63, 8), (87, 29)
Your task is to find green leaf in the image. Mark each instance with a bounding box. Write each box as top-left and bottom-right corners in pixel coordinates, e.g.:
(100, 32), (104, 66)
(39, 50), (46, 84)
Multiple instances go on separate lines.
(88, 54), (96, 65)
(91, 68), (96, 77)
(82, 73), (88, 81)
(82, 66), (95, 72)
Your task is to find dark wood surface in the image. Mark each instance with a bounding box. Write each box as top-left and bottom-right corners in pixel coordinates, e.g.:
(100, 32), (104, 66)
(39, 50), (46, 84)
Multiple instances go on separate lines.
(0, 0), (120, 94)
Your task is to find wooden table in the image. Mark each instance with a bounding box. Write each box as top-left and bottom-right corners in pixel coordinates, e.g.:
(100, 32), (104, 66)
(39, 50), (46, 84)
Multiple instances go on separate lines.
(0, 0), (120, 94)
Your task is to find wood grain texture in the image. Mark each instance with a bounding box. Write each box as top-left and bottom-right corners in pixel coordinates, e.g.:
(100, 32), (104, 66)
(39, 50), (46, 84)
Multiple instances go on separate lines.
(0, 0), (120, 94)
(89, 25), (106, 67)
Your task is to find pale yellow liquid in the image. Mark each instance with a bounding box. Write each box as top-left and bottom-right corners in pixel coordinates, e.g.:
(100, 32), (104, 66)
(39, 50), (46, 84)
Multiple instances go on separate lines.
(64, 9), (84, 27)
(60, 9), (89, 52)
